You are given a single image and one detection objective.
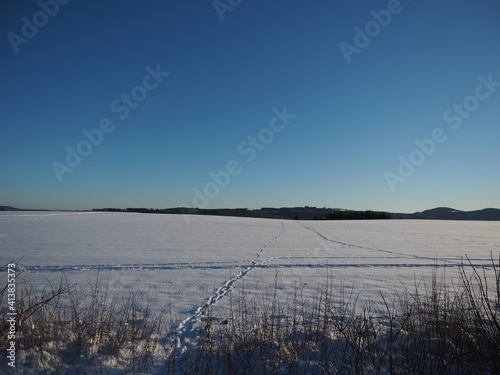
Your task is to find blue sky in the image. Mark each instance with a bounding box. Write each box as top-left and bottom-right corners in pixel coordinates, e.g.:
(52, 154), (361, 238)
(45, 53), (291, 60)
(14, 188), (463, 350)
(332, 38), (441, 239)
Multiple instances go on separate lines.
(1, 0), (499, 212)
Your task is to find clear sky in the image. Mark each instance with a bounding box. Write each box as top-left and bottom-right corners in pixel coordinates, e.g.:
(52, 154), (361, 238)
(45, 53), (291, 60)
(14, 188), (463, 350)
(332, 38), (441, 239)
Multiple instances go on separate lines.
(1, 0), (499, 213)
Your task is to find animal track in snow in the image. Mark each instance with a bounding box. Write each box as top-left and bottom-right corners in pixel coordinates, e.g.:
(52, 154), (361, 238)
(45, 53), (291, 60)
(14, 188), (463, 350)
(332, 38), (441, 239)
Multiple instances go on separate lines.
(299, 222), (459, 266)
(172, 222), (286, 353)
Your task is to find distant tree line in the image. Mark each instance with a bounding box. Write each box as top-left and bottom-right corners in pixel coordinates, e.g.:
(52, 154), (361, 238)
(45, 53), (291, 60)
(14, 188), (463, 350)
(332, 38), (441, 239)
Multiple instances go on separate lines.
(92, 208), (177, 214)
(315, 210), (390, 220)
(92, 207), (391, 220)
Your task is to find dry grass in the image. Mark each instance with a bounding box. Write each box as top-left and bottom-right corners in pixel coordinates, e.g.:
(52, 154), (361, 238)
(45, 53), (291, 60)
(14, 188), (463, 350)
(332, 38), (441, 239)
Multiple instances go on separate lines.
(1, 254), (499, 374)
(1, 272), (165, 374)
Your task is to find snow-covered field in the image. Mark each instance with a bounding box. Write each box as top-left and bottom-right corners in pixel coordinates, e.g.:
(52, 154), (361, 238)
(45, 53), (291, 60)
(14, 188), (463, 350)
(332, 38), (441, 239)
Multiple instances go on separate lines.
(1, 211), (500, 370)
(2, 211), (499, 319)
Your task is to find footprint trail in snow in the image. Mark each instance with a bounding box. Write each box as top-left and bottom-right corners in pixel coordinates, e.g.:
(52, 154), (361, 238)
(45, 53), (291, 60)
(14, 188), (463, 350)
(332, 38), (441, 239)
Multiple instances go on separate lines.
(172, 222), (286, 353)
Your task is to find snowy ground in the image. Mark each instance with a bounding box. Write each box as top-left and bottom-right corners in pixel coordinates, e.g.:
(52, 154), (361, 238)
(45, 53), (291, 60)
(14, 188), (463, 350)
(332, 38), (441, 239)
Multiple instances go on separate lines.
(1, 211), (500, 357)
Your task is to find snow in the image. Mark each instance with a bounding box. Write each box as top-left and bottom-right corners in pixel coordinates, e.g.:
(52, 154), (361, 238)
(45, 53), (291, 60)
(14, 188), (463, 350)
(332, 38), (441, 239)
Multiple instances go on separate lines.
(1, 211), (499, 371)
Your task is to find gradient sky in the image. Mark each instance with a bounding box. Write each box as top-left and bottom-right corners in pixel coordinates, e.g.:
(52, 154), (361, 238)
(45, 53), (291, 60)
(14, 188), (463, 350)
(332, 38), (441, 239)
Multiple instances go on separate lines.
(1, 0), (499, 212)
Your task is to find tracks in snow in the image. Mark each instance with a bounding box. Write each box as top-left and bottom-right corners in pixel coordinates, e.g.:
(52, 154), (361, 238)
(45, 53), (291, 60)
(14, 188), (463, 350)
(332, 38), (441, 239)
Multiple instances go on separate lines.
(19, 262), (249, 273)
(299, 222), (459, 266)
(170, 221), (463, 354)
(172, 222), (286, 353)
(20, 221), (467, 276)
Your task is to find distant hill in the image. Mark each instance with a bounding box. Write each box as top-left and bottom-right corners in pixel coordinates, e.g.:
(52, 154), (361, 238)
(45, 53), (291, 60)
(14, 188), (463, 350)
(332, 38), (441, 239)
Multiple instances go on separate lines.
(0, 206), (55, 212)
(0, 206), (21, 211)
(391, 207), (500, 221)
(4, 205), (500, 221)
(118, 206), (500, 221)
